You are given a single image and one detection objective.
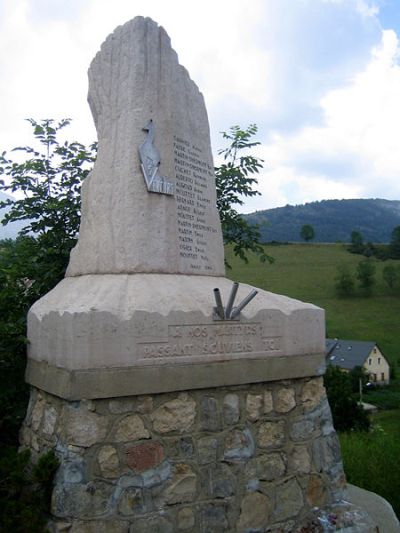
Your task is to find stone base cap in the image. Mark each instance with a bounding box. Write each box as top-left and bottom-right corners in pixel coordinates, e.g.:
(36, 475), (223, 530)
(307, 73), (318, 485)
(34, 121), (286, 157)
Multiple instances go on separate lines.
(26, 353), (326, 400)
(26, 273), (326, 399)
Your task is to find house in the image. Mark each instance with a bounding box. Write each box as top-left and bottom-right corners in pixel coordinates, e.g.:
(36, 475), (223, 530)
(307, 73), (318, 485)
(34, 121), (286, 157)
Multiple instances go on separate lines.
(325, 339), (390, 385)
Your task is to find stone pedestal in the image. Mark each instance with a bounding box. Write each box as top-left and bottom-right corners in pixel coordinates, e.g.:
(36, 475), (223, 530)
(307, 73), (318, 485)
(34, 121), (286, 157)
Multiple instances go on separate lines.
(21, 17), (348, 531)
(21, 377), (345, 533)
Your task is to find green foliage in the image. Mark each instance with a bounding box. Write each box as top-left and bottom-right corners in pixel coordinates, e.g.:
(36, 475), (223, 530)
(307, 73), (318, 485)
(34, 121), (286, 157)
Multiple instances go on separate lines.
(0, 120), (96, 447)
(0, 237), (43, 444)
(349, 365), (369, 394)
(215, 124), (273, 266)
(0, 448), (59, 533)
(300, 223), (315, 242)
(334, 264), (355, 297)
(390, 225), (400, 259)
(0, 119), (96, 275)
(362, 241), (376, 258)
(346, 227), (391, 260)
(339, 409), (400, 519)
(336, 257), (399, 298)
(348, 230), (364, 254)
(364, 383), (400, 410)
(356, 259), (376, 295)
(0, 120), (95, 528)
(382, 264), (399, 289)
(323, 365), (370, 432)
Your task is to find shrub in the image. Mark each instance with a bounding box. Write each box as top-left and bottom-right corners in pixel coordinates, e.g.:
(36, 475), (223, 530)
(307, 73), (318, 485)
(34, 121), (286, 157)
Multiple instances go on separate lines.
(334, 264), (355, 297)
(356, 259), (376, 295)
(0, 448), (59, 533)
(382, 264), (399, 289)
(324, 365), (370, 432)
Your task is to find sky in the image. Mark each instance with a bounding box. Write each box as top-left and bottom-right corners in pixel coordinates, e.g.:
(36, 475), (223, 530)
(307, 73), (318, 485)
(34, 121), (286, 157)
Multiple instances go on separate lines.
(1, 0), (400, 213)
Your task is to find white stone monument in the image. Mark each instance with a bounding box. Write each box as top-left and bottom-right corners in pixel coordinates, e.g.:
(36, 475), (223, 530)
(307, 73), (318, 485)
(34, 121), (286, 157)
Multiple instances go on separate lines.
(21, 19), (351, 531)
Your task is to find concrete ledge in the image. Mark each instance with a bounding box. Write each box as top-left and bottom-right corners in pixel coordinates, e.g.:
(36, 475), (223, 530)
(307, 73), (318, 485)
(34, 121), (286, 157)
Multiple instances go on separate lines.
(26, 352), (326, 400)
(347, 484), (400, 532)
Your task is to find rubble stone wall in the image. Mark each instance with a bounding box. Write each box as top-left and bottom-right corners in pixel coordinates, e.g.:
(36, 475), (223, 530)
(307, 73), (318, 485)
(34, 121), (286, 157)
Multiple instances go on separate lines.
(21, 377), (346, 532)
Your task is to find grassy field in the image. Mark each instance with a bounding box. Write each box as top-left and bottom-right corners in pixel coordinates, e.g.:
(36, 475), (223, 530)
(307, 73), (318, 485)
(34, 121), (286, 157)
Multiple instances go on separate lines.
(364, 382), (400, 409)
(339, 410), (400, 518)
(225, 243), (400, 369)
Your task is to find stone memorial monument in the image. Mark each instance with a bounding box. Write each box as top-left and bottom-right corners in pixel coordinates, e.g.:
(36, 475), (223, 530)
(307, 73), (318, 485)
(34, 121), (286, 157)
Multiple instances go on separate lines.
(21, 17), (346, 532)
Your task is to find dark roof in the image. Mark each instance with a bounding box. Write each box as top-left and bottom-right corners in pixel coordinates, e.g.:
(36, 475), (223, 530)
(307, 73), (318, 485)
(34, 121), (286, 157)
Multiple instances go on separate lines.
(325, 339), (377, 370)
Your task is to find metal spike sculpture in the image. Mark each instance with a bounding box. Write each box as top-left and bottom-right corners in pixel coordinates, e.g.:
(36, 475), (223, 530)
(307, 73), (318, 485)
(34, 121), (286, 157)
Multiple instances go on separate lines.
(213, 282), (258, 320)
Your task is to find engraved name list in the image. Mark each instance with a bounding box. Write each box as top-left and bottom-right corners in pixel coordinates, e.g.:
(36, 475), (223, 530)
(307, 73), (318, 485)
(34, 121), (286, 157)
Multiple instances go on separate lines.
(174, 136), (217, 272)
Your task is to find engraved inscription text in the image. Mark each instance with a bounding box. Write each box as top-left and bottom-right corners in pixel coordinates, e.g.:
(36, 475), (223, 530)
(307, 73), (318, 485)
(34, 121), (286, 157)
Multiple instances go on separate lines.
(138, 322), (281, 360)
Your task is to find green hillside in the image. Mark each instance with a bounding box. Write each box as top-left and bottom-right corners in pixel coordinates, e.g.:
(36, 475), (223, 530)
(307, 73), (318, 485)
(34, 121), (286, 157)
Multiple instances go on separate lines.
(225, 243), (400, 369)
(246, 198), (400, 243)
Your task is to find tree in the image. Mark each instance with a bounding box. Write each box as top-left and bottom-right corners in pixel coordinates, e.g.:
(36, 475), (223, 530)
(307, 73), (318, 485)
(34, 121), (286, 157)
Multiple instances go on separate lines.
(0, 120), (96, 530)
(215, 124), (273, 265)
(390, 225), (400, 259)
(0, 120), (96, 442)
(0, 448), (59, 533)
(349, 230), (364, 254)
(0, 119), (96, 289)
(334, 264), (355, 297)
(349, 365), (369, 395)
(324, 365), (370, 432)
(356, 259), (376, 295)
(382, 264), (399, 289)
(0, 237), (43, 443)
(300, 224), (315, 242)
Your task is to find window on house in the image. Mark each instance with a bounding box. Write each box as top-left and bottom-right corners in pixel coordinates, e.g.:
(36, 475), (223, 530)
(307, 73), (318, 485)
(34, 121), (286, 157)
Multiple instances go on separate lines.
(381, 372), (385, 381)
(373, 373), (377, 382)
(369, 358), (372, 365)
(378, 358), (381, 364)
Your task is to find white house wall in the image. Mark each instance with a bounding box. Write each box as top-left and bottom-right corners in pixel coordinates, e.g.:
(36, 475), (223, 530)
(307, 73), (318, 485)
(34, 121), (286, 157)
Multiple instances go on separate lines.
(363, 346), (390, 384)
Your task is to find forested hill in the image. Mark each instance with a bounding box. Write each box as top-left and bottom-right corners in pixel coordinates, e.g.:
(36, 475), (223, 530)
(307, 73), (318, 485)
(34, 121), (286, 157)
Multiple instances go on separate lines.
(245, 199), (400, 243)
(0, 192), (27, 240)
(2, 195), (400, 243)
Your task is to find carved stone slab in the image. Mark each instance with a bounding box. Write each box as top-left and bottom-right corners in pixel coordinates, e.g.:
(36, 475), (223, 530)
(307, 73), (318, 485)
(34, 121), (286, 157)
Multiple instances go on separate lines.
(66, 17), (224, 277)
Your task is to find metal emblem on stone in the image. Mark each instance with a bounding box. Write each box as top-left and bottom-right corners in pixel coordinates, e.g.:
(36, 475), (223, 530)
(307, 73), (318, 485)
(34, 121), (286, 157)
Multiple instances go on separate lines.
(139, 119), (174, 195)
(213, 282), (258, 320)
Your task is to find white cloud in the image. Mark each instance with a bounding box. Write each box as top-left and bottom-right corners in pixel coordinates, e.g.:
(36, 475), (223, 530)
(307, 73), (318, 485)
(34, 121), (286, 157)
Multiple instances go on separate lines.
(0, 0), (271, 149)
(0, 0), (95, 147)
(244, 28), (400, 212)
(322, 29), (400, 181)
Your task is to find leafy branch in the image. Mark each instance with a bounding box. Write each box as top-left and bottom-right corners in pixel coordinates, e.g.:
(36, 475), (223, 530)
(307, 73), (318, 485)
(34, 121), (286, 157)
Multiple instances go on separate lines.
(215, 124), (273, 266)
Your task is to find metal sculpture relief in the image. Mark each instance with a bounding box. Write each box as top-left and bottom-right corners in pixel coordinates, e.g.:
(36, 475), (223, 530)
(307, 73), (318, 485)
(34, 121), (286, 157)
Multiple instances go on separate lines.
(213, 282), (258, 320)
(139, 119), (174, 195)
